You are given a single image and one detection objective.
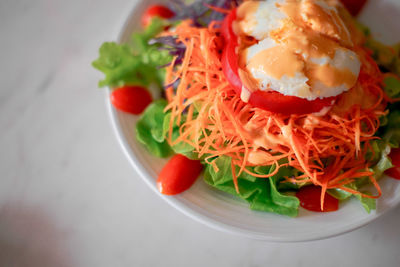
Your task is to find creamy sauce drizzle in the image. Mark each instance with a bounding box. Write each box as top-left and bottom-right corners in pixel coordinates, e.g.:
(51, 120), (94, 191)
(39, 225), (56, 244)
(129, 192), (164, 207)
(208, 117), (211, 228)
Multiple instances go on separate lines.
(235, 0), (360, 99)
(235, 1), (260, 37)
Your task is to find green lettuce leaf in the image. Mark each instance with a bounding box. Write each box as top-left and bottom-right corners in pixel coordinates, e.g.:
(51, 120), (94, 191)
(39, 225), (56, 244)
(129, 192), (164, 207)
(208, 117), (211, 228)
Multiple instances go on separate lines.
(92, 43), (155, 88)
(327, 188), (352, 200)
(130, 19), (166, 52)
(364, 38), (400, 75)
(135, 100), (198, 159)
(327, 147), (392, 214)
(92, 19), (171, 88)
(204, 156), (300, 217)
(383, 76), (400, 99)
(372, 148), (393, 178)
(355, 193), (376, 214)
(136, 100), (172, 158)
(162, 113), (197, 160)
(357, 22), (400, 75)
(328, 184), (376, 213)
(379, 110), (400, 149)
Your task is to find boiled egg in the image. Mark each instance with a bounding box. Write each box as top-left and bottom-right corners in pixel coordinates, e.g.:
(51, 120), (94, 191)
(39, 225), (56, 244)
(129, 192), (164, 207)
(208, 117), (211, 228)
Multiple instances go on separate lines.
(235, 0), (361, 101)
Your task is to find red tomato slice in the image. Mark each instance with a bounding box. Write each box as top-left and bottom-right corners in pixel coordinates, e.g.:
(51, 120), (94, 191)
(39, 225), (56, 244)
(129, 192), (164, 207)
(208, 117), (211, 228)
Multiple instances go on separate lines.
(141, 5), (175, 27)
(385, 167), (400, 180)
(296, 186), (339, 212)
(221, 9), (336, 115)
(110, 86), (152, 115)
(249, 91), (336, 116)
(221, 41), (241, 95)
(157, 155), (203, 195)
(388, 148), (400, 167)
(221, 7), (237, 42)
(340, 0), (368, 16)
(385, 148), (400, 180)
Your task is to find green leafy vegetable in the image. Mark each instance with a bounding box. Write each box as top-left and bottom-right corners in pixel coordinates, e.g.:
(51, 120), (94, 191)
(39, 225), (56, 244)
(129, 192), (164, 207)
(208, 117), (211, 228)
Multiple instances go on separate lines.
(92, 19), (171, 88)
(353, 142), (392, 213)
(355, 194), (376, 214)
(92, 43), (154, 87)
(204, 156), (299, 217)
(327, 188), (353, 200)
(357, 22), (400, 75)
(387, 110), (400, 130)
(136, 100), (172, 158)
(328, 184), (377, 213)
(372, 148), (393, 178)
(380, 110), (400, 149)
(130, 19), (167, 52)
(268, 169), (300, 210)
(383, 76), (400, 99)
(364, 38), (400, 76)
(135, 100), (198, 159)
(162, 113), (197, 159)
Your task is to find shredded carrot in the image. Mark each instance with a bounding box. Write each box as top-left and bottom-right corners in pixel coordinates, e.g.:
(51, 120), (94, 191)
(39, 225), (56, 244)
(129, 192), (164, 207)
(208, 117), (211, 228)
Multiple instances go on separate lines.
(162, 20), (390, 209)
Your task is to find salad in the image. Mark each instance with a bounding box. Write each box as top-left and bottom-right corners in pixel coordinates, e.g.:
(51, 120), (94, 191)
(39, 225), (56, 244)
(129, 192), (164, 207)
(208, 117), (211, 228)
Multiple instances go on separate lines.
(93, 0), (400, 217)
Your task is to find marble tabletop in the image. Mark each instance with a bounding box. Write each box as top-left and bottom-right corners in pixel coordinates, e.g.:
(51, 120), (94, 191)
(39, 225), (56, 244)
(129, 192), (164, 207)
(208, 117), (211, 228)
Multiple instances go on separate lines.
(1, 0), (400, 266)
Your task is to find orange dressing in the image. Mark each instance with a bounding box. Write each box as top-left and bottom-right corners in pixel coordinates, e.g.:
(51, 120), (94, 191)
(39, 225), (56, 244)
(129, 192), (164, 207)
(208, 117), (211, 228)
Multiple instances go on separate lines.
(235, 0), (360, 98)
(282, 0), (352, 46)
(247, 45), (304, 79)
(234, 1), (260, 37)
(307, 62), (357, 88)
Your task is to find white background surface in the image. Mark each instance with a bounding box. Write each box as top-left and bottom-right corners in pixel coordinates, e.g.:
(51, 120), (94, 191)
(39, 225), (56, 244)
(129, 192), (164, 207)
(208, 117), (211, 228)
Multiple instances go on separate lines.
(0, 0), (400, 266)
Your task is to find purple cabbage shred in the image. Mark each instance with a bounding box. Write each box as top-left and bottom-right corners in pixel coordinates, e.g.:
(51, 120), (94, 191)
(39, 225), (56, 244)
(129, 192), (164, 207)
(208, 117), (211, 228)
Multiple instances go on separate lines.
(169, 0), (243, 26)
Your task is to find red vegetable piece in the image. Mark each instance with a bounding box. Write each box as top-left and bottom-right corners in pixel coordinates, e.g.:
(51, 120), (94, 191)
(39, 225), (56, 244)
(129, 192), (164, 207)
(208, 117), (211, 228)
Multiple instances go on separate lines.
(221, 41), (242, 95)
(296, 186), (339, 212)
(340, 0), (368, 16)
(221, 9), (336, 115)
(385, 167), (400, 180)
(157, 154), (203, 195)
(388, 148), (400, 167)
(141, 5), (175, 27)
(249, 91), (336, 116)
(221, 7), (237, 42)
(110, 86), (152, 115)
(385, 148), (400, 180)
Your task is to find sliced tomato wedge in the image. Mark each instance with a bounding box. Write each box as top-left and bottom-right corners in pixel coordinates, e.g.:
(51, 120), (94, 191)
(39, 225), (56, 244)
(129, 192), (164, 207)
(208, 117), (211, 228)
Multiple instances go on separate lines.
(221, 7), (237, 42)
(248, 91), (336, 116)
(221, 9), (335, 115)
(385, 167), (400, 180)
(388, 148), (400, 167)
(385, 148), (400, 180)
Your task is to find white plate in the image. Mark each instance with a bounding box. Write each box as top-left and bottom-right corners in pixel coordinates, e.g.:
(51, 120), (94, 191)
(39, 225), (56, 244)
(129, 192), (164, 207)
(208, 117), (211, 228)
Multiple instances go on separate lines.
(107, 0), (400, 242)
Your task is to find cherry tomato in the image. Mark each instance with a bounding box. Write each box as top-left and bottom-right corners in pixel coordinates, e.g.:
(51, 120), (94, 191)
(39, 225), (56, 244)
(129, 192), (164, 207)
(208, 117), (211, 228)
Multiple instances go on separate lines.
(296, 186), (339, 212)
(157, 154), (203, 195)
(340, 0), (368, 16)
(385, 148), (400, 180)
(221, 9), (336, 115)
(141, 5), (175, 27)
(388, 148), (400, 167)
(385, 167), (400, 180)
(110, 86), (152, 115)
